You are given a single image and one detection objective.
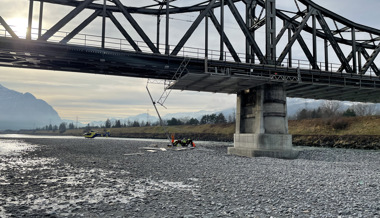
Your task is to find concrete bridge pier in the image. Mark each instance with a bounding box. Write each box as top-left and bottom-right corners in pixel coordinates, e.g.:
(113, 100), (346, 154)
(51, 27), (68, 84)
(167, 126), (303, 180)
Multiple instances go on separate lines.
(228, 84), (299, 159)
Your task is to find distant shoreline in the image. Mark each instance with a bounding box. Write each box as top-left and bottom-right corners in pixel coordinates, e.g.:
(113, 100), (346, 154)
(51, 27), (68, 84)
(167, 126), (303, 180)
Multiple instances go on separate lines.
(2, 116), (380, 150)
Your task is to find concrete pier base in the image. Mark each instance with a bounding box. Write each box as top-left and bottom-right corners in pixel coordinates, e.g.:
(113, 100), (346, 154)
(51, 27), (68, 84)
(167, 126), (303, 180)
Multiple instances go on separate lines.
(228, 84), (299, 159)
(228, 134), (299, 159)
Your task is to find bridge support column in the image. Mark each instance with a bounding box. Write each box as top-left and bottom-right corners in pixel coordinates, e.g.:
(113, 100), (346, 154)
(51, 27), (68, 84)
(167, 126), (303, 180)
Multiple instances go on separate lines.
(228, 84), (299, 159)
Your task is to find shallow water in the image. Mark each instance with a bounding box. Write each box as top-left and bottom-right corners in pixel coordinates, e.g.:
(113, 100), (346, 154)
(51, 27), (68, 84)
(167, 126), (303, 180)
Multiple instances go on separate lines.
(0, 139), (37, 156)
(0, 137), (200, 217)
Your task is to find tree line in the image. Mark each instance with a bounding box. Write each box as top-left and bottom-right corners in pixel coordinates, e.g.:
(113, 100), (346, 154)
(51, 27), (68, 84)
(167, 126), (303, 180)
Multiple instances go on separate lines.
(38, 122), (76, 133)
(166, 112), (235, 126)
(103, 112), (235, 128)
(38, 112), (235, 132)
(37, 101), (378, 133)
(292, 101), (379, 120)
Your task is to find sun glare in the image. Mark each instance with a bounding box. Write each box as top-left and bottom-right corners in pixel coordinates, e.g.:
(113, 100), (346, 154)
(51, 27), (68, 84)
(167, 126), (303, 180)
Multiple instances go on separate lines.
(7, 18), (29, 38)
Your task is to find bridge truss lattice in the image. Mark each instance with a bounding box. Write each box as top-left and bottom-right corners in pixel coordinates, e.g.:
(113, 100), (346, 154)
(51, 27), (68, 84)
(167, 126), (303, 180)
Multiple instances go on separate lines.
(0, 0), (380, 102)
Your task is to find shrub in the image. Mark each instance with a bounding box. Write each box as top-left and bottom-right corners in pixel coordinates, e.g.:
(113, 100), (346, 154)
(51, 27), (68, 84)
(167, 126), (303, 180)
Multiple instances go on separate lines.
(331, 118), (349, 130)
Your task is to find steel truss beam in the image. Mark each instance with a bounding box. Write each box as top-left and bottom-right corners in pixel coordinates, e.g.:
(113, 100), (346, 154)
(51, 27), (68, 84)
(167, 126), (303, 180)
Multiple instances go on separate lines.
(277, 7), (314, 65)
(226, 0), (266, 64)
(33, 0), (240, 16)
(208, 11), (241, 63)
(113, 0), (159, 54)
(245, 0), (256, 63)
(265, 0), (276, 63)
(276, 21), (291, 45)
(39, 0), (95, 41)
(291, 25), (319, 70)
(1, 0), (380, 79)
(315, 10), (353, 73)
(360, 44), (380, 76)
(32, 0), (380, 48)
(171, 0), (216, 56)
(59, 10), (101, 44)
(337, 51), (353, 73)
(0, 16), (18, 39)
(106, 11), (142, 52)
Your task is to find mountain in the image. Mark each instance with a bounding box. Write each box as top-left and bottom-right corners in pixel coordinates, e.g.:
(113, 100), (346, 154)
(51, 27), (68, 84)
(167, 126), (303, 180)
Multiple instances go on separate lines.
(287, 98), (324, 116)
(125, 113), (159, 124)
(287, 98), (380, 116)
(0, 84), (62, 130)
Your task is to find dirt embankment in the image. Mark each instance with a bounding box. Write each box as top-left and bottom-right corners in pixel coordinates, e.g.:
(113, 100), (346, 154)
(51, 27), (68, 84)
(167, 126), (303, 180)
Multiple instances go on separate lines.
(293, 135), (380, 150)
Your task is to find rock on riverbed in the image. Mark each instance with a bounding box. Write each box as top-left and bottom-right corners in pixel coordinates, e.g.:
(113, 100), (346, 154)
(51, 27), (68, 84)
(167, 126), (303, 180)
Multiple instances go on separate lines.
(0, 137), (379, 217)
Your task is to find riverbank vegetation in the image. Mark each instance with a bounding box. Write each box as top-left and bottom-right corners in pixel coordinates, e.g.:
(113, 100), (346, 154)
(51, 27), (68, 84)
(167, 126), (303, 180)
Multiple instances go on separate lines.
(11, 115), (380, 137)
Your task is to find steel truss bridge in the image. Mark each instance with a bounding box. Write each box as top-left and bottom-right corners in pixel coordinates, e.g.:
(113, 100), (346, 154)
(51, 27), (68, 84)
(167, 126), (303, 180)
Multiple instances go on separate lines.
(0, 0), (379, 102)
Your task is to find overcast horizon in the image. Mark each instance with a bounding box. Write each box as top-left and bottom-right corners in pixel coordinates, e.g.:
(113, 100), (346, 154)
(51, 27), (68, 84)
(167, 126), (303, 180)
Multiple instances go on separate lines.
(1, 0), (380, 123)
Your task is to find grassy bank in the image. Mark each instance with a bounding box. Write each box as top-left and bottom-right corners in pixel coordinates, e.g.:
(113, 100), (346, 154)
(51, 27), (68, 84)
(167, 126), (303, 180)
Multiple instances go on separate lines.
(13, 116), (380, 138)
(288, 116), (380, 135)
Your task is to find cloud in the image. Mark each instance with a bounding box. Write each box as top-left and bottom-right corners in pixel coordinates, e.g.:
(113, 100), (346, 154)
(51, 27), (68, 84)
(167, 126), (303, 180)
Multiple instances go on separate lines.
(0, 66), (235, 122)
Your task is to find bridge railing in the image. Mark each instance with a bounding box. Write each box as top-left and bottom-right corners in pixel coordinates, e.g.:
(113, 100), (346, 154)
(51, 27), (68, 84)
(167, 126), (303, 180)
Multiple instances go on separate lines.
(0, 24), (376, 77)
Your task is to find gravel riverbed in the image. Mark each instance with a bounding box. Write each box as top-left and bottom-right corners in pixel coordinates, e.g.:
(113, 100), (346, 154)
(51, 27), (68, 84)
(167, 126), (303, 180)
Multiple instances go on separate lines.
(0, 137), (379, 217)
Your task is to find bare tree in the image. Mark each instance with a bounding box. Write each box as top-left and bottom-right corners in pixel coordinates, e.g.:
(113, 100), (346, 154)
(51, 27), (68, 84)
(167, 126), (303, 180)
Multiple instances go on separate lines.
(351, 103), (376, 116)
(320, 100), (342, 117)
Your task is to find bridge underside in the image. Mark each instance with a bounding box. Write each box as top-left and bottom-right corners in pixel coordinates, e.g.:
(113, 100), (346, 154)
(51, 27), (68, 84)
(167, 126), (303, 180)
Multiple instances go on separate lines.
(170, 72), (380, 103)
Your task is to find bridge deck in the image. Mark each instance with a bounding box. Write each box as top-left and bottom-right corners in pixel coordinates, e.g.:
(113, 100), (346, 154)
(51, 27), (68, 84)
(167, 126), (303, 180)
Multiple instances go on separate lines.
(1, 37), (379, 103)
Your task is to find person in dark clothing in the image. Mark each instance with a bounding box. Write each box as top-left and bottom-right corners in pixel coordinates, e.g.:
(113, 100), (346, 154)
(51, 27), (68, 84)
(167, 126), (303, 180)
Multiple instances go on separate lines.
(170, 138), (195, 147)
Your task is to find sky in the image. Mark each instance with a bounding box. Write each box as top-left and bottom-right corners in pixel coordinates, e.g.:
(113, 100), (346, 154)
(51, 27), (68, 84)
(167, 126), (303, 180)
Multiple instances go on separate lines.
(0, 0), (379, 124)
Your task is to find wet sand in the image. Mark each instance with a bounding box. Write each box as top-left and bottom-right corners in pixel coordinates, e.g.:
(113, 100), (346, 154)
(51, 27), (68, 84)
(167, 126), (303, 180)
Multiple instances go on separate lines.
(0, 137), (379, 217)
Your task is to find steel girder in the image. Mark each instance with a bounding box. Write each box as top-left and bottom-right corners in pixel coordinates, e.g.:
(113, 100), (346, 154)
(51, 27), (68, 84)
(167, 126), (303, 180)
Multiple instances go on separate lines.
(265, 0), (276, 63)
(208, 11), (241, 63)
(0, 16), (18, 39)
(360, 44), (380, 76)
(31, 0), (380, 46)
(226, 0), (266, 64)
(1, 0), (380, 79)
(39, 0), (95, 41)
(106, 11), (141, 52)
(170, 0), (216, 56)
(277, 8), (314, 65)
(112, 0), (159, 53)
(59, 10), (101, 44)
(315, 10), (353, 73)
